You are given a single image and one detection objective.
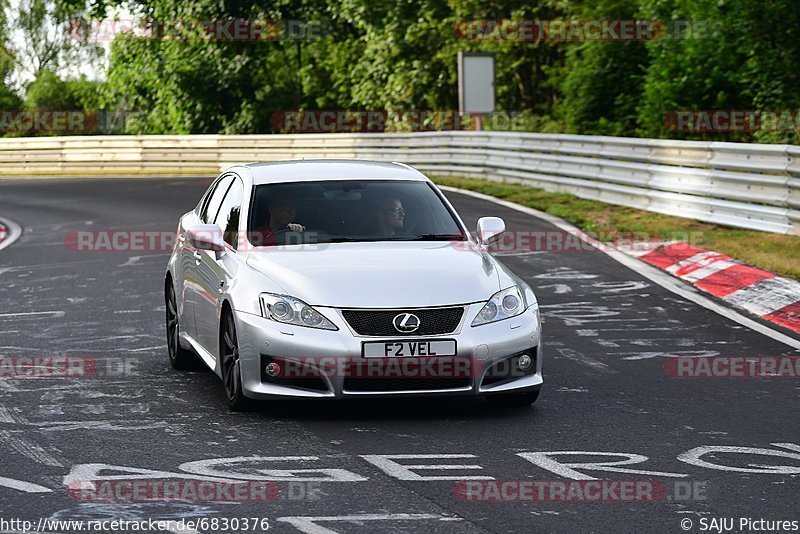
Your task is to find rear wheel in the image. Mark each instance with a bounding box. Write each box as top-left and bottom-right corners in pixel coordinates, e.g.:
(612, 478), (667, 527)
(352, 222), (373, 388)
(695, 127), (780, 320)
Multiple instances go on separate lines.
(220, 311), (251, 411)
(166, 283), (196, 370)
(485, 389), (540, 407)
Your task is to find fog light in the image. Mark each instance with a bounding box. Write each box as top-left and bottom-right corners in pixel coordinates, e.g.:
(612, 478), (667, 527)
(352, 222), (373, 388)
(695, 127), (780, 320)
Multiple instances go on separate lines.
(265, 362), (281, 377)
(517, 354), (533, 371)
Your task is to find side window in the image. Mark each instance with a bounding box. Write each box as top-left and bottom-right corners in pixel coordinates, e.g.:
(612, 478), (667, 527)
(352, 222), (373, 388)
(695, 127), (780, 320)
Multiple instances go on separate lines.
(214, 178), (243, 248)
(200, 175), (234, 223)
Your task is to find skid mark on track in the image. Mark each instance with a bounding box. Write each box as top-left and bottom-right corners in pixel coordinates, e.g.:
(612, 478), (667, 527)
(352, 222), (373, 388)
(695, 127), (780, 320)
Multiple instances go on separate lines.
(0, 404), (28, 424)
(589, 280), (651, 293)
(0, 311), (65, 319)
(618, 350), (721, 361)
(552, 346), (616, 373)
(534, 268), (599, 280)
(0, 429), (63, 467)
(36, 420), (174, 432)
(538, 283), (572, 294)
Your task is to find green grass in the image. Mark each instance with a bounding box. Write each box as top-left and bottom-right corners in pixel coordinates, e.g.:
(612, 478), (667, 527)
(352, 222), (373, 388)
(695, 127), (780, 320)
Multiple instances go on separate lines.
(434, 175), (800, 280)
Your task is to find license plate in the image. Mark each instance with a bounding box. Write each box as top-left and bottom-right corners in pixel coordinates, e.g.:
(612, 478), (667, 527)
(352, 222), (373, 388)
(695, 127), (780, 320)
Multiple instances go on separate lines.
(362, 340), (457, 358)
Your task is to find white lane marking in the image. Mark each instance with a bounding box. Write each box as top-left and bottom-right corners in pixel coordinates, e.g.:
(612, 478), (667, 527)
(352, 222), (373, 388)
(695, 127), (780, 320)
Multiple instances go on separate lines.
(0, 216), (22, 252)
(179, 456), (368, 482)
(441, 186), (800, 350)
(0, 475), (52, 493)
(360, 454), (493, 481)
(517, 451), (688, 480)
(677, 444), (800, 474)
(0, 430), (63, 467)
(277, 514), (454, 534)
(63, 462), (252, 489)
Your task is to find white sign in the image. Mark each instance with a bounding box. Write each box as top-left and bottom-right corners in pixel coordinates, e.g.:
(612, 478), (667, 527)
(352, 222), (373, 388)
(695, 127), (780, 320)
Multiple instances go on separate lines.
(458, 52), (495, 113)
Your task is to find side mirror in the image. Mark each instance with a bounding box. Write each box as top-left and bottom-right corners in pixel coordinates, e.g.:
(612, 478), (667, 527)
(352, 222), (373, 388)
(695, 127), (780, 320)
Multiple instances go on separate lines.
(187, 224), (225, 252)
(477, 217), (505, 246)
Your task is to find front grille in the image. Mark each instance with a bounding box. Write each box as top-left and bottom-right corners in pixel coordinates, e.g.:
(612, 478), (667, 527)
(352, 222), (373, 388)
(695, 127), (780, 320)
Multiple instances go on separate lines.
(341, 307), (464, 336)
(343, 376), (471, 392)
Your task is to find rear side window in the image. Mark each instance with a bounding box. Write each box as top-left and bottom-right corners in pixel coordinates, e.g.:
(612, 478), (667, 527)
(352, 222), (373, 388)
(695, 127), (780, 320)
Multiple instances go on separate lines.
(200, 175), (234, 223)
(214, 178), (243, 248)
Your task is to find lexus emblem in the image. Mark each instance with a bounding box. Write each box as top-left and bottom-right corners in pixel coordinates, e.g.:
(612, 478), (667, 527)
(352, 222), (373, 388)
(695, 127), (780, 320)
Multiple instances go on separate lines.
(393, 313), (420, 333)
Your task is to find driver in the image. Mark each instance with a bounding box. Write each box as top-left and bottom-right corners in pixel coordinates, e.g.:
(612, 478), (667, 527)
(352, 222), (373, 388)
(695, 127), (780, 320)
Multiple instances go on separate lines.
(376, 197), (405, 236)
(253, 192), (305, 245)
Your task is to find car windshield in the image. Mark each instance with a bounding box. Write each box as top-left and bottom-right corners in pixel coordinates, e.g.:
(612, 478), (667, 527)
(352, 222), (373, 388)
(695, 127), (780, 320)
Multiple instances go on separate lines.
(248, 180), (466, 246)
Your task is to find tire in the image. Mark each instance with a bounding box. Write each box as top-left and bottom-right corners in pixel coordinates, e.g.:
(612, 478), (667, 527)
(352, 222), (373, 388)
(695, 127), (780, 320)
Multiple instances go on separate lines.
(166, 282), (197, 370)
(220, 311), (251, 411)
(485, 389), (540, 407)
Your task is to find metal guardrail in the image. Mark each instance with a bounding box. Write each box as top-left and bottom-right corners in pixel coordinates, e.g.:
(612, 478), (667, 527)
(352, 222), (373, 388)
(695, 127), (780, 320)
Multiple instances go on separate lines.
(0, 132), (797, 235)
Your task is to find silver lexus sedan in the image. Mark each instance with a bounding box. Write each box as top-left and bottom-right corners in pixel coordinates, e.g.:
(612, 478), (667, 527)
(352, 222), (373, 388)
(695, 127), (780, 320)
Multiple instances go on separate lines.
(165, 160), (543, 410)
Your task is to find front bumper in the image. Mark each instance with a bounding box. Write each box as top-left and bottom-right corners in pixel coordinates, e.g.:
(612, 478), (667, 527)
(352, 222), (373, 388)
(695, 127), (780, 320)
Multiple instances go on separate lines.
(234, 303), (543, 400)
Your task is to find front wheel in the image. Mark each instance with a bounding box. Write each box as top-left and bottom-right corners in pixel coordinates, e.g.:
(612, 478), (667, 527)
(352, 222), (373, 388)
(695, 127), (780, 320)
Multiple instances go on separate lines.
(485, 389), (540, 407)
(220, 311), (251, 411)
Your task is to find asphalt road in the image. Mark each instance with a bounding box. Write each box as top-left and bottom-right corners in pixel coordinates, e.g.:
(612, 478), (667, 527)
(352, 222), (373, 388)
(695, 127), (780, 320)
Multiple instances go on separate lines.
(0, 177), (798, 534)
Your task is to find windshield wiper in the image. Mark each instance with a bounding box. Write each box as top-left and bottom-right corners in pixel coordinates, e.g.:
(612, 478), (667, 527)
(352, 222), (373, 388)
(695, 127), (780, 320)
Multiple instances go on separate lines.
(325, 236), (389, 243)
(325, 234), (464, 243)
(402, 233), (464, 241)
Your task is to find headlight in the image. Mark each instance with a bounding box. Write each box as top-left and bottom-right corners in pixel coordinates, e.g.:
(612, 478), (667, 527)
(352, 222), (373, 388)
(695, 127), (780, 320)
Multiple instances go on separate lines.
(259, 293), (338, 330)
(471, 286), (526, 327)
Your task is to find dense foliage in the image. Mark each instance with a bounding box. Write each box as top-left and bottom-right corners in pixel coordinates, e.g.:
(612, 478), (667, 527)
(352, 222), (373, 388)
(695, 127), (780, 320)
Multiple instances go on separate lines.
(2, 0), (798, 142)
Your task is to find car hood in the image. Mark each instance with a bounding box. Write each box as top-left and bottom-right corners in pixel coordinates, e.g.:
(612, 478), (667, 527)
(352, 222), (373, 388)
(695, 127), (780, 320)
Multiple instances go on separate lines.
(244, 241), (501, 308)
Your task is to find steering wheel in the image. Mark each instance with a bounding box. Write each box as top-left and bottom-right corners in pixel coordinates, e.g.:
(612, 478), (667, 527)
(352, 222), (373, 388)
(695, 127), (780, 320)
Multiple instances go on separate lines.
(271, 226), (310, 245)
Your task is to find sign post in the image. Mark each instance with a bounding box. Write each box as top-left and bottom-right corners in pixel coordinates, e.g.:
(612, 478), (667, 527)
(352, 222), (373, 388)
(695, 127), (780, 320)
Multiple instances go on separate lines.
(458, 52), (496, 131)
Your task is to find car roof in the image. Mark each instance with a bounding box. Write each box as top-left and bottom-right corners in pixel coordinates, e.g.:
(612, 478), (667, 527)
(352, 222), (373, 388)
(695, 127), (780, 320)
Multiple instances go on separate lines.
(237, 159), (429, 185)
